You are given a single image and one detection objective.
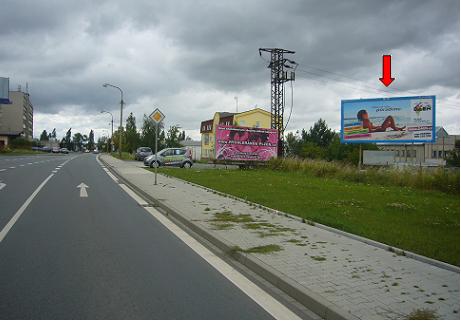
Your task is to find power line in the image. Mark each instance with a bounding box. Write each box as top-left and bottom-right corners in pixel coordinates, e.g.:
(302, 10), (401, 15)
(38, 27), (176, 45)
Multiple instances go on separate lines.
(296, 68), (460, 109)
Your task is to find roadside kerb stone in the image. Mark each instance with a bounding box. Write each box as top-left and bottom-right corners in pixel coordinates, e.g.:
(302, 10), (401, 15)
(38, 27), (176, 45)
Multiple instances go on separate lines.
(161, 173), (459, 274)
(99, 155), (460, 320)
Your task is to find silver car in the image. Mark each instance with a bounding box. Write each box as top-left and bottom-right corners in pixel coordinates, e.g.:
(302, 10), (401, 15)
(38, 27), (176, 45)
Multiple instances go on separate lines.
(135, 147), (153, 161)
(144, 148), (193, 168)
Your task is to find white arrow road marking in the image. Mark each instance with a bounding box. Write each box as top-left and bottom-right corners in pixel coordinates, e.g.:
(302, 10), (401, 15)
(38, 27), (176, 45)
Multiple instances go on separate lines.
(77, 182), (89, 197)
(0, 182), (6, 191)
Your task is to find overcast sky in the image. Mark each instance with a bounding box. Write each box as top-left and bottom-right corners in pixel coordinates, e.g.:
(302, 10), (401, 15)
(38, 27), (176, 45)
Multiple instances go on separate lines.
(0, 0), (459, 140)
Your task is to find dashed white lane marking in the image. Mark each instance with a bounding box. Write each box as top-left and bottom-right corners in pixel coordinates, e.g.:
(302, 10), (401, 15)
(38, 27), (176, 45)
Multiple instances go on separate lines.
(27, 163), (33, 165)
(19, 164), (25, 167)
(9, 167), (15, 169)
(0, 169), (5, 172)
(0, 173), (55, 243)
(106, 171), (118, 182)
(144, 206), (301, 320)
(52, 170), (58, 173)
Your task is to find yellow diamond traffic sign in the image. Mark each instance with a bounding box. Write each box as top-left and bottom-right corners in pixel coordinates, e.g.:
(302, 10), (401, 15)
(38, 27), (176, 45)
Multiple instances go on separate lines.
(149, 108), (165, 124)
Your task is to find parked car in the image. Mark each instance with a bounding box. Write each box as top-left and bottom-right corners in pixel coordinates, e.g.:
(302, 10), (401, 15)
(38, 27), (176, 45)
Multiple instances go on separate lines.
(135, 147), (153, 161)
(59, 148), (69, 154)
(52, 147), (61, 153)
(143, 148), (193, 168)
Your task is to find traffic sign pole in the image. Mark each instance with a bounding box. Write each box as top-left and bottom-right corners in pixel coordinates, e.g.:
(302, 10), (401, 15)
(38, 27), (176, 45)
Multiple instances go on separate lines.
(149, 108), (165, 186)
(155, 123), (158, 185)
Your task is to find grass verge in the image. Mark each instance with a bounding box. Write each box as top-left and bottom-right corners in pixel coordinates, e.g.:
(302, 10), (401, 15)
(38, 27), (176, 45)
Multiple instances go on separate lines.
(111, 152), (135, 160)
(152, 167), (460, 266)
(0, 149), (49, 155)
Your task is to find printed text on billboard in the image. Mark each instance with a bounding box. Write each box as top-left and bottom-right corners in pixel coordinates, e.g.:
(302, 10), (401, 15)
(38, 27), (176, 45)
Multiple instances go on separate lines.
(215, 125), (278, 161)
(341, 96), (436, 143)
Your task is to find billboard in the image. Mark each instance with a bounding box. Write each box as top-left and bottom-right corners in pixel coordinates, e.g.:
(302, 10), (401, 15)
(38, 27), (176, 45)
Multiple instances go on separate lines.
(215, 125), (278, 161)
(0, 77), (9, 104)
(341, 96), (435, 143)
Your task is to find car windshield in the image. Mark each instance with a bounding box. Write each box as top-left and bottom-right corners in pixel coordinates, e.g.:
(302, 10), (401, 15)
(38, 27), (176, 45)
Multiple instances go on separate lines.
(140, 148), (151, 152)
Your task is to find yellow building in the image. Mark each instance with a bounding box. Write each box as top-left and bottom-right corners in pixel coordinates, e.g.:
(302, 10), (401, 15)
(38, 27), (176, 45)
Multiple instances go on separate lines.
(200, 108), (272, 159)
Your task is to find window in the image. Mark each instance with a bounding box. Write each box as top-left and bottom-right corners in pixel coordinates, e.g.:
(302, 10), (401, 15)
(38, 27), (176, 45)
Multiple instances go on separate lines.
(432, 151), (437, 158)
(255, 121), (260, 128)
(239, 120), (246, 126)
(162, 149), (173, 156)
(204, 134), (209, 145)
(175, 149), (186, 155)
(396, 150), (400, 157)
(438, 151), (443, 158)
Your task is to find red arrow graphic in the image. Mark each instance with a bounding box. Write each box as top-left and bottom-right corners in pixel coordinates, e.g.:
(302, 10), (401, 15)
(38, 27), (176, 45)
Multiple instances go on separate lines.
(379, 55), (395, 87)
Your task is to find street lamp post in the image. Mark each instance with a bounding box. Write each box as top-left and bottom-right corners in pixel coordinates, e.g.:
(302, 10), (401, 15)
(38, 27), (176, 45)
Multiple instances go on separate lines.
(100, 110), (114, 152)
(234, 96), (239, 113)
(103, 83), (124, 158)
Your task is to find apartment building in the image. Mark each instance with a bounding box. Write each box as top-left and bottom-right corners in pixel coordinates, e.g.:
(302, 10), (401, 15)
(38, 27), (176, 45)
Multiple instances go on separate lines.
(200, 108), (271, 159)
(0, 90), (34, 148)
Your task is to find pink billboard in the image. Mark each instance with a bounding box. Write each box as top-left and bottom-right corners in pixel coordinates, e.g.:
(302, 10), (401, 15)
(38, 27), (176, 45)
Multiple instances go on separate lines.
(215, 125), (278, 161)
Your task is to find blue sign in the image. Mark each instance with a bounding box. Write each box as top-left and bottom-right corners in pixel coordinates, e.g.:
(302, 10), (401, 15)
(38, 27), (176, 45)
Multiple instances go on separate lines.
(341, 96), (436, 143)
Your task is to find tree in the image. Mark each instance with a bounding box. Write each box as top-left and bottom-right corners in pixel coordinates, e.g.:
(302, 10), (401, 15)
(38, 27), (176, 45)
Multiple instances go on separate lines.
(40, 130), (49, 141)
(140, 115), (165, 151)
(65, 128), (72, 150)
(72, 132), (84, 151)
(112, 128), (125, 152)
(87, 130), (95, 150)
(165, 125), (182, 148)
(303, 118), (335, 147)
(179, 130), (186, 141)
(125, 112), (140, 153)
(97, 136), (108, 152)
(285, 131), (301, 156)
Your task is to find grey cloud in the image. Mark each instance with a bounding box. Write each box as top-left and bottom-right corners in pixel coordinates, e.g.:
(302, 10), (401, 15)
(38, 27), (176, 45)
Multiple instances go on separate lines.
(0, 0), (458, 137)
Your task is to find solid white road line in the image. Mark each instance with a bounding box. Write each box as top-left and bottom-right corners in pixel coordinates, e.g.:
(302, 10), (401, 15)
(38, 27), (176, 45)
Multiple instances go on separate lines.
(0, 173), (55, 243)
(119, 184), (148, 206)
(144, 206), (301, 320)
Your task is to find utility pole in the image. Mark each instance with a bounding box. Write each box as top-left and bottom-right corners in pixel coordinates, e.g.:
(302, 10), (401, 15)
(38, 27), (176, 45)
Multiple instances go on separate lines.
(259, 48), (296, 157)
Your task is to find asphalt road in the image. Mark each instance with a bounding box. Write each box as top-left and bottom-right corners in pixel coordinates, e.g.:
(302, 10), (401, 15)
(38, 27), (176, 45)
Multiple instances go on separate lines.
(0, 153), (273, 319)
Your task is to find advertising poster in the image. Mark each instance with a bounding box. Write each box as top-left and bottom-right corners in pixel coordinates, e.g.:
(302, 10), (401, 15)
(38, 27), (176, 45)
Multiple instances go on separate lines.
(215, 125), (278, 161)
(341, 96), (436, 143)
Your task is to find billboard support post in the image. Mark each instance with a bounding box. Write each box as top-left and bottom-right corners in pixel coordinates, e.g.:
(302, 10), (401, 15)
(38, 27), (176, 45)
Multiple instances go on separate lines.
(358, 144), (362, 170)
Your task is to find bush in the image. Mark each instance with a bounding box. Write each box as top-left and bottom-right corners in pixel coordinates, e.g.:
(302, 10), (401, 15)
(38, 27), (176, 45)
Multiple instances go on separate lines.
(268, 157), (459, 194)
(9, 137), (33, 149)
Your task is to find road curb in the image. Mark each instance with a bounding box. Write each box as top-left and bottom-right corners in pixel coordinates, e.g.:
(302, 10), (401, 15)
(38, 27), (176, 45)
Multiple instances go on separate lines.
(99, 155), (355, 319)
(160, 173), (459, 274)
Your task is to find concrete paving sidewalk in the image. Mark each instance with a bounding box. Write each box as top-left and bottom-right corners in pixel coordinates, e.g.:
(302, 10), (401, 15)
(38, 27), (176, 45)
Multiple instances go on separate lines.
(101, 154), (460, 320)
